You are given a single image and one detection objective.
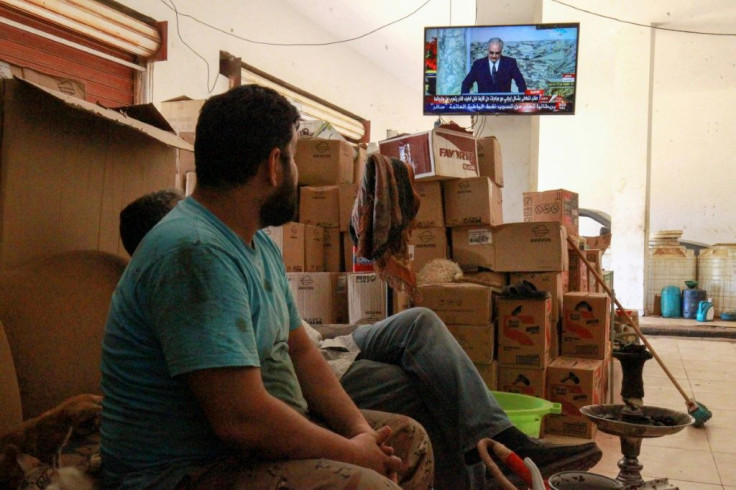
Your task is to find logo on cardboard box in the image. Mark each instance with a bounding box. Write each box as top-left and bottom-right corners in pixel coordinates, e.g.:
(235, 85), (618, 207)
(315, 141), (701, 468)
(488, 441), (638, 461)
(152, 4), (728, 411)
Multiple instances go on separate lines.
(515, 354), (540, 366)
(531, 225), (550, 238)
(299, 276), (314, 287)
(356, 275), (376, 283)
(438, 148), (475, 162)
(535, 203), (561, 214)
(417, 230), (436, 243)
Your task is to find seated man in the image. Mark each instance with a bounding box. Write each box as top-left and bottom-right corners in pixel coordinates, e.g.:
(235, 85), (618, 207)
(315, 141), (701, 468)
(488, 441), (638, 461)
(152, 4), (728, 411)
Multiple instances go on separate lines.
(120, 192), (601, 489)
(101, 84), (433, 490)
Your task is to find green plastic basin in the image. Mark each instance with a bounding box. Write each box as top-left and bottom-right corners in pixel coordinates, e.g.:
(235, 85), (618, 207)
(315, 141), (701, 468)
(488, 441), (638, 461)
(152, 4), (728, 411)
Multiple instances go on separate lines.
(491, 390), (562, 437)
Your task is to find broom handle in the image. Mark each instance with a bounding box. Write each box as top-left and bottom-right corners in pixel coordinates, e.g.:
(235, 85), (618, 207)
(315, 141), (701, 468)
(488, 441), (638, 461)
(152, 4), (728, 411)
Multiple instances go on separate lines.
(566, 237), (693, 404)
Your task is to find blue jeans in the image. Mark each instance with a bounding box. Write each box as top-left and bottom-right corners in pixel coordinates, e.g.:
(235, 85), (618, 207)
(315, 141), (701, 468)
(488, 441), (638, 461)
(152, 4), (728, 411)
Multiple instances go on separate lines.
(341, 307), (513, 490)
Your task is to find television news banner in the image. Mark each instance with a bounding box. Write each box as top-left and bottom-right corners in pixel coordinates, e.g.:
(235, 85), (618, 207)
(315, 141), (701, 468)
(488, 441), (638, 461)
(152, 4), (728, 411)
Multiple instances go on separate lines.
(424, 74), (575, 114)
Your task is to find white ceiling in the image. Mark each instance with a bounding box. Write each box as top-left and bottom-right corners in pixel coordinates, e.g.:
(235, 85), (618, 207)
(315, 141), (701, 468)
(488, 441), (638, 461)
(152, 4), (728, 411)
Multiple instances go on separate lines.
(282, 0), (736, 88)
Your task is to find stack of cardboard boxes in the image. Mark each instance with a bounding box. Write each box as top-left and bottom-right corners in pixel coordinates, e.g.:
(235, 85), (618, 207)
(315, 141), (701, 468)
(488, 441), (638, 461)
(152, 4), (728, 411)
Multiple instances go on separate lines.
(379, 127), (613, 440)
(289, 135), (369, 325)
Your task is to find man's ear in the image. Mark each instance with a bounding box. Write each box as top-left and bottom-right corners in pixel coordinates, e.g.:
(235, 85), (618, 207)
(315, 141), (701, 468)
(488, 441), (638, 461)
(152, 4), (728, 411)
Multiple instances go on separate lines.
(264, 147), (283, 187)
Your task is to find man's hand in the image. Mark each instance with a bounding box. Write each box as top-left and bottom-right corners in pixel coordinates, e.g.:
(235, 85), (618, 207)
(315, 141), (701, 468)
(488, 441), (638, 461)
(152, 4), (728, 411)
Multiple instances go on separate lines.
(349, 426), (402, 481)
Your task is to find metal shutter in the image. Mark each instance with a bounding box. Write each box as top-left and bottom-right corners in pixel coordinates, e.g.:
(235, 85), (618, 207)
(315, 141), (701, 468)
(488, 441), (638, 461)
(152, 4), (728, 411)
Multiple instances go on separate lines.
(0, 1), (161, 106)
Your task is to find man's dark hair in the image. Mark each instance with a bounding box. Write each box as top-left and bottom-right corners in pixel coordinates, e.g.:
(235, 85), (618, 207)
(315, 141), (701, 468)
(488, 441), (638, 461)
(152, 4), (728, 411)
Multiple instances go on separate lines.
(119, 188), (184, 256)
(194, 84), (300, 190)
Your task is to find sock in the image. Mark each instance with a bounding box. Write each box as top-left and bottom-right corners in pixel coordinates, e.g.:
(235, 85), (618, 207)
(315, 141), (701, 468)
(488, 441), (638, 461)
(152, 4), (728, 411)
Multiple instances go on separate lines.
(464, 426), (530, 465)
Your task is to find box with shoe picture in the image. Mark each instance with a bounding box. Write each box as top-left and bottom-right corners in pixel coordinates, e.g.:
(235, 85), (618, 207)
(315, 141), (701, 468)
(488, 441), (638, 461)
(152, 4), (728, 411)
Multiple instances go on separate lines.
(496, 297), (551, 369)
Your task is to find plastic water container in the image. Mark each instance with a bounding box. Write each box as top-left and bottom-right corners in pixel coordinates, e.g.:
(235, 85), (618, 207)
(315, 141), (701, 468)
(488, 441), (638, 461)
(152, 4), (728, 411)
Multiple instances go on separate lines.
(661, 286), (682, 318)
(490, 391), (561, 437)
(683, 288), (707, 319)
(697, 300), (715, 322)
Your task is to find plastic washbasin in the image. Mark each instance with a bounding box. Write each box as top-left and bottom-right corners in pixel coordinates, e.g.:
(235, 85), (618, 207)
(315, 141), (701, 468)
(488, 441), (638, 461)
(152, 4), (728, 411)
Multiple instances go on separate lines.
(490, 390), (562, 438)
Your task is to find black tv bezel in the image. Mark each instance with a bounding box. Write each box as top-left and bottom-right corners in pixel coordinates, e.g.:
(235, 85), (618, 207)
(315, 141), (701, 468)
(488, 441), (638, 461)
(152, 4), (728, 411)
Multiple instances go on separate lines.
(423, 22), (581, 116)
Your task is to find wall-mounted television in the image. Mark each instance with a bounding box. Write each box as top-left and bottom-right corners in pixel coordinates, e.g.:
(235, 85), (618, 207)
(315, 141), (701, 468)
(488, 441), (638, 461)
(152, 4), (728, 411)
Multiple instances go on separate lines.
(424, 23), (580, 116)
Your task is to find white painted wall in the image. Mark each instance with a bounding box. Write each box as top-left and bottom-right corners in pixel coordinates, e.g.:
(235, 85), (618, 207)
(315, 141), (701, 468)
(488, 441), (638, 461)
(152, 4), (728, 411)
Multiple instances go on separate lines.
(118, 0), (444, 140)
(650, 30), (736, 245)
(538, 2), (652, 310)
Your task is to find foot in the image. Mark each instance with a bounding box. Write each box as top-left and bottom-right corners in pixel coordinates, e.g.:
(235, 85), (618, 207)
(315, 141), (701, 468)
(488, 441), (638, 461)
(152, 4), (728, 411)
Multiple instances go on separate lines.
(513, 437), (602, 477)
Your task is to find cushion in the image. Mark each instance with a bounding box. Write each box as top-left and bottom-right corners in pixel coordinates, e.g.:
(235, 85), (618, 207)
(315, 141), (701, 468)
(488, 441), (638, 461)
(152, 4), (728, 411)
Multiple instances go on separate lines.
(0, 250), (127, 419)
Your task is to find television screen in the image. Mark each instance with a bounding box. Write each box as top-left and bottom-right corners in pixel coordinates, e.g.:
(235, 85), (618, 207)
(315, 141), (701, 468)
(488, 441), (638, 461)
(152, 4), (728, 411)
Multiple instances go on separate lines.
(424, 23), (580, 115)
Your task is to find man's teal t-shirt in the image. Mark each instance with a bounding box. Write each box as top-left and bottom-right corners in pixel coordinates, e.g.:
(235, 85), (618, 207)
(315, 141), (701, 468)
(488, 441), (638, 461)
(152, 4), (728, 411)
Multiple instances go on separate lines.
(100, 197), (304, 488)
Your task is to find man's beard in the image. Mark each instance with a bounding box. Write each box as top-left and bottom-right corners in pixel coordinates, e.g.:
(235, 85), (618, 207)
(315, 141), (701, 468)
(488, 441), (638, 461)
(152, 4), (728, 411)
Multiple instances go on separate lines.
(260, 169), (298, 228)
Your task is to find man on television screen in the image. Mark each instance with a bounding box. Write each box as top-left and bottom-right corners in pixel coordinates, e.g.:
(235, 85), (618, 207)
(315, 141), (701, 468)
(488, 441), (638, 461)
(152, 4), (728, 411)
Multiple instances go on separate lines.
(461, 37), (527, 94)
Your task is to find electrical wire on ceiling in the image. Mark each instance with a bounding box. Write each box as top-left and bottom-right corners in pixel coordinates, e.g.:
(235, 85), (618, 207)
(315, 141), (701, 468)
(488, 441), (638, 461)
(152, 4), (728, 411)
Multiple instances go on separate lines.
(160, 0), (435, 93)
(161, 0), (434, 47)
(552, 0), (736, 37)
(163, 0), (219, 93)
(160, 0), (736, 102)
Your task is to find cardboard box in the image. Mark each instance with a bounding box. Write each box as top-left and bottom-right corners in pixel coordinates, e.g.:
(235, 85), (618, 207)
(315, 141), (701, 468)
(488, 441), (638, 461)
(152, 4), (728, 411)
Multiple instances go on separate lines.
(446, 323), (495, 364)
(160, 96), (205, 135)
(348, 273), (387, 324)
(342, 232), (353, 273)
(567, 248), (589, 292)
(378, 127), (478, 181)
(463, 270), (508, 289)
(497, 298), (551, 369)
(287, 272), (335, 324)
(561, 292), (611, 359)
(0, 78), (191, 268)
(304, 224), (325, 272)
(451, 226), (496, 272)
(332, 272), (349, 324)
(413, 181), (444, 228)
(159, 96), (204, 184)
(442, 176), (503, 227)
(545, 357), (604, 439)
(476, 136), (503, 187)
(392, 288), (412, 315)
(417, 283), (492, 325)
(323, 227), (342, 272)
(494, 222), (568, 272)
(353, 144), (368, 183)
(299, 186), (340, 228)
(338, 183), (360, 232)
(352, 246), (374, 273)
(475, 361), (498, 390)
(523, 189), (579, 237)
(296, 139), (354, 186)
(298, 119), (343, 140)
(409, 227), (447, 274)
(584, 249), (603, 293)
(264, 223), (305, 272)
(510, 272), (564, 358)
(498, 366), (547, 399)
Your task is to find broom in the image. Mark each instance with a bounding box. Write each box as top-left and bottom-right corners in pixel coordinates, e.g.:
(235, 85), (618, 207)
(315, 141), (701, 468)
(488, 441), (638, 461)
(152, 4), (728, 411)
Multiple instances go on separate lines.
(567, 236), (712, 427)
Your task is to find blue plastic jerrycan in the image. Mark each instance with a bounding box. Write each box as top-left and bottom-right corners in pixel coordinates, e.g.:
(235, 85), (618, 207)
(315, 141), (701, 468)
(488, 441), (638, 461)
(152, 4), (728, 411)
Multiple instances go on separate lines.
(660, 286), (682, 318)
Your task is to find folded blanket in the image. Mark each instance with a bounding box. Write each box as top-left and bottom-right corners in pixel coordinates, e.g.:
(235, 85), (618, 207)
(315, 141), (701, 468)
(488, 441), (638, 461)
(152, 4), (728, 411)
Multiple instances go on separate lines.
(349, 153), (420, 299)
